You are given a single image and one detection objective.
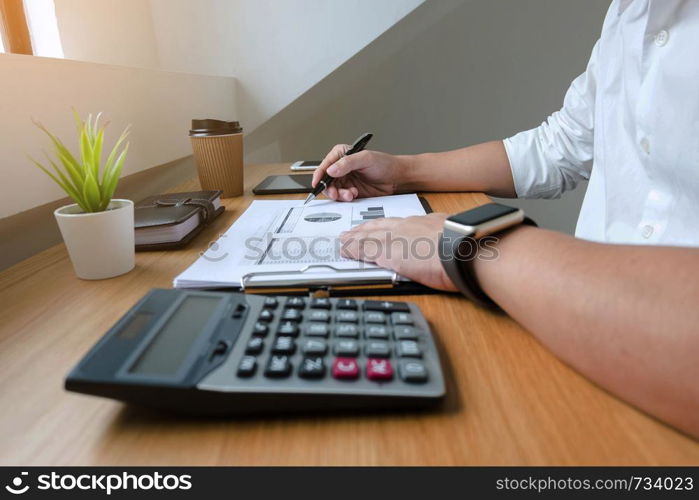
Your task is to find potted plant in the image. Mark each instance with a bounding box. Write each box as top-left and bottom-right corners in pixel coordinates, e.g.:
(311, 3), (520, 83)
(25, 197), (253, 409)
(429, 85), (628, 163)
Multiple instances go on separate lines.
(30, 111), (134, 280)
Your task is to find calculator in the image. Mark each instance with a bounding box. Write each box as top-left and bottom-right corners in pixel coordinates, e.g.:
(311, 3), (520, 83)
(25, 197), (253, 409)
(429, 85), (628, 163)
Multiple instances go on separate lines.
(65, 289), (445, 415)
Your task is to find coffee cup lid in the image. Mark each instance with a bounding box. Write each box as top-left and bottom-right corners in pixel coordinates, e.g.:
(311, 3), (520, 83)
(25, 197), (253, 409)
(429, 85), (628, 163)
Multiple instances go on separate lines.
(190, 119), (242, 136)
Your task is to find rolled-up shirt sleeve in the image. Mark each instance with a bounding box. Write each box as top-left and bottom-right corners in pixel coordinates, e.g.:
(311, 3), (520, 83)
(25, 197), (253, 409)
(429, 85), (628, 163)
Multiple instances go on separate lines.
(503, 39), (600, 199)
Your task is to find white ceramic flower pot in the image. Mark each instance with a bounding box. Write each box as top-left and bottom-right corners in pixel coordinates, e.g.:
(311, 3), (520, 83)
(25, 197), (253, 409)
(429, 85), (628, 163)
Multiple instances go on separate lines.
(54, 199), (135, 280)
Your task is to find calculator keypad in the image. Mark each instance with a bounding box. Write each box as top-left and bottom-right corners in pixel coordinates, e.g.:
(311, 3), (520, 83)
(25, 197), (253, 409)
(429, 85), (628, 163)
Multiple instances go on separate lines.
(258, 309), (274, 322)
(299, 357), (325, 378)
(281, 308), (303, 322)
(305, 324), (329, 337)
(332, 358), (360, 379)
(365, 340), (391, 358)
(237, 356), (257, 377)
(253, 322), (269, 337)
(277, 322), (300, 337)
(301, 339), (327, 355)
(366, 359), (393, 381)
(399, 360), (428, 383)
(334, 339), (359, 357)
(246, 337), (265, 355)
(334, 324), (359, 338)
(265, 355), (292, 377)
(272, 336), (296, 354)
(236, 296), (433, 386)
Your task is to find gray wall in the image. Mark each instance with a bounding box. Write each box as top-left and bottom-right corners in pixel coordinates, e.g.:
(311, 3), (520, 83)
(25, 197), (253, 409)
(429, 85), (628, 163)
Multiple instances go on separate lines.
(245, 0), (610, 234)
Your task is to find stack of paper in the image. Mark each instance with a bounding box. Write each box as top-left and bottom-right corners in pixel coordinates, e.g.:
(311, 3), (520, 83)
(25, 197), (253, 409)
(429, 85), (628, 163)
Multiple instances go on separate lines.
(173, 194), (427, 289)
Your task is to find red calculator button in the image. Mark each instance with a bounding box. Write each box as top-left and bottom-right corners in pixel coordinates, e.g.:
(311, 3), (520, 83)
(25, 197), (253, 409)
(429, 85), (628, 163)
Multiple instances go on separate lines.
(332, 358), (359, 379)
(366, 358), (393, 381)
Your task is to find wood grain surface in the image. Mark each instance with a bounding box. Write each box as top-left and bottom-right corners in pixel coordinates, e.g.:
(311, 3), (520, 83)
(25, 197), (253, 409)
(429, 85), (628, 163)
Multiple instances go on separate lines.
(1, 163), (697, 465)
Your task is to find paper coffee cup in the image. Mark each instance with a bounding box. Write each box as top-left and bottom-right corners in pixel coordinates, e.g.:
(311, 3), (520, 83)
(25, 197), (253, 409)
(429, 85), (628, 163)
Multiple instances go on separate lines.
(190, 119), (244, 198)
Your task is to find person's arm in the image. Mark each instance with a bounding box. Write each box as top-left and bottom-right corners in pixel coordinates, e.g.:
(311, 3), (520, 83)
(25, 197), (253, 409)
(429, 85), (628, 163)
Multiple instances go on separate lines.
(400, 141), (517, 197)
(475, 226), (699, 438)
(314, 33), (604, 202)
(340, 217), (699, 438)
(311, 141), (516, 201)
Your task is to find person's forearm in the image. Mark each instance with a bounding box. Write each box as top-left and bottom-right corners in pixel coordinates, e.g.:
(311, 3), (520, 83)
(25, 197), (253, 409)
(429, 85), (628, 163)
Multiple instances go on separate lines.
(474, 226), (699, 437)
(398, 141), (517, 197)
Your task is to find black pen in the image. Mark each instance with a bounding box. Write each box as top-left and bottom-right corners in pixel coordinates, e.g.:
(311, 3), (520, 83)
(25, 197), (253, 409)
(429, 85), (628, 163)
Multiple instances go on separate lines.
(303, 132), (373, 205)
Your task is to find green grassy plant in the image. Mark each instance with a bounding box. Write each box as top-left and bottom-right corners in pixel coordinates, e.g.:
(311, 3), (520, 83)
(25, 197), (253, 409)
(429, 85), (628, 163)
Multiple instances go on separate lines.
(30, 111), (130, 212)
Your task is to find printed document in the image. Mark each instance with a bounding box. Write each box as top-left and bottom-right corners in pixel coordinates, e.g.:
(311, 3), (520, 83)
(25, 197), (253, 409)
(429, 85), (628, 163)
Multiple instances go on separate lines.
(173, 194), (426, 288)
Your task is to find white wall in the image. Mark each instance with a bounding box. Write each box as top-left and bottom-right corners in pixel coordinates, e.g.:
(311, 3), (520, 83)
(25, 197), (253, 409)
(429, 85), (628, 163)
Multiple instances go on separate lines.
(54, 0), (159, 69)
(147, 0), (424, 132)
(0, 53), (236, 218)
(53, 0), (424, 133)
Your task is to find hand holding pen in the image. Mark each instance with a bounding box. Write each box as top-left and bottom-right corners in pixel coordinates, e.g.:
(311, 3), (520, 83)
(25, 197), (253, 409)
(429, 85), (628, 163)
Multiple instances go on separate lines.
(308, 133), (408, 203)
(305, 133), (373, 204)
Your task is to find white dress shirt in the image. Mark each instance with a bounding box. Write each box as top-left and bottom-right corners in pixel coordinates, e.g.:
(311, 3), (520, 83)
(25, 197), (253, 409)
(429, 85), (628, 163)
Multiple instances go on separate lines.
(503, 0), (699, 246)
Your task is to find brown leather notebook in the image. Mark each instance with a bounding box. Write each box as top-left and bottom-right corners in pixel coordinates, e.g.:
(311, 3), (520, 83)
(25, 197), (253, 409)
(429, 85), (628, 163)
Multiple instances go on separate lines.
(134, 191), (224, 251)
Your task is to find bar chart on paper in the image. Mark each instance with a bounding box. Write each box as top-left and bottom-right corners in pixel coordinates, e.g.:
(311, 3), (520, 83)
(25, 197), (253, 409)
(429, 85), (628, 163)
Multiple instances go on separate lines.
(258, 205), (389, 265)
(173, 194), (427, 288)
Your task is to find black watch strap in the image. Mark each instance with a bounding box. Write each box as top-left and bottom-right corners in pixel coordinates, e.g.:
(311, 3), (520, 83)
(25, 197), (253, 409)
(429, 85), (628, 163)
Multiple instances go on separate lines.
(439, 217), (537, 309)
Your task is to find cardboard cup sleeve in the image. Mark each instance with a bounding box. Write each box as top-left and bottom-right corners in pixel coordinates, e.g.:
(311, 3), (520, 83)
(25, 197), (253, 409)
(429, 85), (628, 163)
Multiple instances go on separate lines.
(190, 132), (244, 198)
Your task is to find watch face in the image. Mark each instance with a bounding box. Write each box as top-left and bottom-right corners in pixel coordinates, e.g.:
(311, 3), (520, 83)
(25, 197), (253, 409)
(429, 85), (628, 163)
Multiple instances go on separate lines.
(447, 203), (519, 226)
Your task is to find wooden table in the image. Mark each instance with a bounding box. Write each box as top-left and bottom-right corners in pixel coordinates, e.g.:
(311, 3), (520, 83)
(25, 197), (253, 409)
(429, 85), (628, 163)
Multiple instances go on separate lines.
(1, 163), (697, 466)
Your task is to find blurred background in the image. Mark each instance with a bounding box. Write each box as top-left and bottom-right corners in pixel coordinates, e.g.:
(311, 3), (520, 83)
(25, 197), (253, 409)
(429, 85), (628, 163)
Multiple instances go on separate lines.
(0, 0), (609, 269)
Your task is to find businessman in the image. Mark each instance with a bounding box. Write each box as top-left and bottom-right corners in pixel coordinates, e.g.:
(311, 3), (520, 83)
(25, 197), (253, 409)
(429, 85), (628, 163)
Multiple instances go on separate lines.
(312, 0), (699, 438)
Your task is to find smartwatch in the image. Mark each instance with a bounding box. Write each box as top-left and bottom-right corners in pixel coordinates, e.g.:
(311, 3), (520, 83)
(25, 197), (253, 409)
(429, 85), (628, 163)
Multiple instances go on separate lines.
(438, 203), (537, 309)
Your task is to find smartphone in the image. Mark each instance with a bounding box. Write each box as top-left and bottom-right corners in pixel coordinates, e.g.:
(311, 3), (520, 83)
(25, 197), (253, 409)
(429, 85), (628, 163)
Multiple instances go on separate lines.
(290, 160), (321, 171)
(252, 174), (314, 195)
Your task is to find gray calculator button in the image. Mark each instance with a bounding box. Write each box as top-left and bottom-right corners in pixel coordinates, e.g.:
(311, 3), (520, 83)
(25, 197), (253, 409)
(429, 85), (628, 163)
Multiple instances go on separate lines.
(364, 312), (386, 324)
(399, 360), (428, 383)
(253, 322), (269, 337)
(277, 321), (300, 337)
(258, 309), (274, 322)
(272, 336), (296, 354)
(397, 340), (421, 358)
(308, 310), (330, 323)
(285, 297), (306, 309)
(334, 340), (359, 357)
(362, 300), (410, 313)
(265, 355), (292, 378)
(334, 324), (359, 338)
(337, 311), (359, 323)
(237, 356), (257, 377)
(365, 340), (391, 358)
(391, 312), (414, 325)
(305, 323), (329, 337)
(394, 326), (418, 340)
(281, 308), (303, 322)
(301, 339), (327, 355)
(310, 298), (331, 309)
(366, 325), (390, 339)
(263, 297), (278, 309)
(336, 299), (357, 310)
(246, 337), (264, 355)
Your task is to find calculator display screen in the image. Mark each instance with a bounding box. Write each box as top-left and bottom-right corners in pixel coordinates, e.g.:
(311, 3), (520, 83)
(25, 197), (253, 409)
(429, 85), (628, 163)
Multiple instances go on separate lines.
(129, 296), (222, 376)
(118, 312), (154, 339)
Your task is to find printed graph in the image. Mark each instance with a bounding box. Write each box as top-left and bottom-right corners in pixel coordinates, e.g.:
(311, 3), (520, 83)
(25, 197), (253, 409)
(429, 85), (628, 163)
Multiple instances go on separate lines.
(351, 206), (385, 227)
(304, 212), (342, 223)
